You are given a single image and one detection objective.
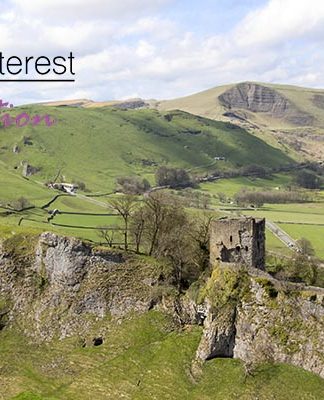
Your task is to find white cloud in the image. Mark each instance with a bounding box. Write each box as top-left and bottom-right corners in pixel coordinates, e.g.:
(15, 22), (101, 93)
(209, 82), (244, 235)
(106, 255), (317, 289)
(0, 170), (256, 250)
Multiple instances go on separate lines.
(135, 41), (156, 58)
(12, 0), (172, 20)
(235, 0), (324, 47)
(1, 0), (324, 104)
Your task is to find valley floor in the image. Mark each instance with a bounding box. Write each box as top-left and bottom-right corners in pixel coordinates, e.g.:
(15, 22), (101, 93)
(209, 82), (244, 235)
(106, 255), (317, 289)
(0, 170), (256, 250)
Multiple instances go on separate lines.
(1, 174), (324, 260)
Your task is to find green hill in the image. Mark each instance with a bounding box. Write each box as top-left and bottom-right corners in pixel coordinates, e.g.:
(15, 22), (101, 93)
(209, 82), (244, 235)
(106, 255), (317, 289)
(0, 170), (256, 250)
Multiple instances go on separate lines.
(159, 82), (324, 162)
(0, 105), (292, 199)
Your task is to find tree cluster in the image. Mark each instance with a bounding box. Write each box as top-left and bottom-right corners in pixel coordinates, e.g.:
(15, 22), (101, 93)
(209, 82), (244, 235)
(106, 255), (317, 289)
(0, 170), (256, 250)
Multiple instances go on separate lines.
(295, 169), (322, 189)
(266, 240), (320, 287)
(174, 188), (211, 209)
(105, 192), (212, 290)
(116, 176), (151, 194)
(155, 166), (194, 188)
(234, 188), (310, 207)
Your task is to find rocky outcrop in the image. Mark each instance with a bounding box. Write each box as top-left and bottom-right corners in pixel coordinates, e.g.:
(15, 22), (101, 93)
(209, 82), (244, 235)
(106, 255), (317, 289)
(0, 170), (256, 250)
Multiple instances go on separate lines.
(219, 83), (314, 126)
(34, 232), (92, 287)
(312, 94), (324, 110)
(112, 99), (148, 109)
(219, 83), (289, 115)
(195, 302), (236, 360)
(21, 161), (40, 177)
(0, 232), (163, 341)
(234, 278), (324, 377)
(194, 265), (324, 378)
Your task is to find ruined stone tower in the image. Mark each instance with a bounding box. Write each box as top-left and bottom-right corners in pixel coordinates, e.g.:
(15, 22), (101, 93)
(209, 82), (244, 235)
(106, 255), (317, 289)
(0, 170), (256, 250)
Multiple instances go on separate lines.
(210, 217), (265, 270)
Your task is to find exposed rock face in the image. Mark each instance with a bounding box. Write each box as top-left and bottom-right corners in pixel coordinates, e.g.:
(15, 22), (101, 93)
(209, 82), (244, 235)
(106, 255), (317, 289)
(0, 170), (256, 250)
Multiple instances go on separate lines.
(0, 232), (162, 341)
(219, 83), (314, 126)
(234, 279), (324, 378)
(195, 265), (324, 378)
(196, 302), (236, 360)
(312, 94), (324, 110)
(22, 162), (40, 177)
(219, 83), (289, 115)
(113, 99), (148, 110)
(34, 233), (91, 287)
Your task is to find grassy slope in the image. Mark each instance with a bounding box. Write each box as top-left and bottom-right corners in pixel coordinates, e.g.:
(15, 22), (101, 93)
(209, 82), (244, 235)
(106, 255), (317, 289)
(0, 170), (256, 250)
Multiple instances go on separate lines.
(0, 105), (292, 241)
(0, 162), (51, 206)
(0, 106), (292, 197)
(1, 312), (323, 400)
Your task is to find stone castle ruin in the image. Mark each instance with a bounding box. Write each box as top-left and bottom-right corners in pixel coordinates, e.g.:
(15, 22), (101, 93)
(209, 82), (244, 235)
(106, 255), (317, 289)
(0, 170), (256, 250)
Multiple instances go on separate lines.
(210, 217), (265, 270)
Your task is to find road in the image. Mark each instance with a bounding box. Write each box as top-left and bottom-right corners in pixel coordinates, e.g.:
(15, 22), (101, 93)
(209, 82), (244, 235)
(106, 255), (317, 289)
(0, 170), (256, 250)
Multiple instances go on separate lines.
(266, 220), (299, 252)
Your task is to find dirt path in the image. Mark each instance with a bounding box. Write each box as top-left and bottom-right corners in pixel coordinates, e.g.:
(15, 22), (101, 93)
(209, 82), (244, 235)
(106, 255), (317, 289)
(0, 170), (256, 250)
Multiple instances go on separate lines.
(75, 193), (109, 208)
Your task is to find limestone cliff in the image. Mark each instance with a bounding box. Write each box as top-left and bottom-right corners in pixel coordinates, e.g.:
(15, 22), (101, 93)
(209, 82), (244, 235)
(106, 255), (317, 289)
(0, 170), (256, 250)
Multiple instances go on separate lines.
(219, 82), (314, 126)
(0, 232), (167, 341)
(194, 265), (324, 378)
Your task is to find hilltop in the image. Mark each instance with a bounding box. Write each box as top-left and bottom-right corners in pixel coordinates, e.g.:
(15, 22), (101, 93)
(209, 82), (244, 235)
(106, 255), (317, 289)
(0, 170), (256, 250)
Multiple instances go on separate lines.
(159, 82), (324, 161)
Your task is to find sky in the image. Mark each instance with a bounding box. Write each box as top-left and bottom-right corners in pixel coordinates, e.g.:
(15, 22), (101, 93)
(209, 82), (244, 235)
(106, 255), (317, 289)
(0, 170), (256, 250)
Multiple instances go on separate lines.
(0, 0), (323, 104)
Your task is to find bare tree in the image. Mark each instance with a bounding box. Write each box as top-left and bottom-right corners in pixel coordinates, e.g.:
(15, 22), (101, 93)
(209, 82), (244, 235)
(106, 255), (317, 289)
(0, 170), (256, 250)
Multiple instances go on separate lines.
(108, 195), (137, 251)
(143, 191), (177, 256)
(97, 226), (117, 247)
(130, 206), (146, 253)
(10, 197), (33, 211)
(188, 212), (213, 269)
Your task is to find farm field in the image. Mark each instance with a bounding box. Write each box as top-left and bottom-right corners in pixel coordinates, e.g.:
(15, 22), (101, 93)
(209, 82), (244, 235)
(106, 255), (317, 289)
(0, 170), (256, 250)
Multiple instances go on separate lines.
(0, 102), (321, 258)
(1, 173), (323, 258)
(279, 224), (324, 259)
(239, 203), (324, 259)
(200, 174), (294, 198)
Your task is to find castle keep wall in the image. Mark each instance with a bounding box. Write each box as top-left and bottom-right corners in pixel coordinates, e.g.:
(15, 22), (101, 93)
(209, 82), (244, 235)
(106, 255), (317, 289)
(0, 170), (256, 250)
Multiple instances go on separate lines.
(210, 217), (265, 270)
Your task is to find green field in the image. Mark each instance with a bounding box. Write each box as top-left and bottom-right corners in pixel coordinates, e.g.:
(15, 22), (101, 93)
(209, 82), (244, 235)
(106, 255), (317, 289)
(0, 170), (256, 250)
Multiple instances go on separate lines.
(1, 311), (323, 400)
(0, 192), (123, 243)
(279, 224), (324, 259)
(200, 174), (294, 198)
(0, 98), (323, 398)
(0, 103), (321, 257)
(240, 203), (324, 259)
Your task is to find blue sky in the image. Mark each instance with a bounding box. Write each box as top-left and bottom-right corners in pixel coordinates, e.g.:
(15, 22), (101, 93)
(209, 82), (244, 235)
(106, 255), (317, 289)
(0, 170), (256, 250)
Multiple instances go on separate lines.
(162, 0), (267, 35)
(0, 0), (323, 104)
